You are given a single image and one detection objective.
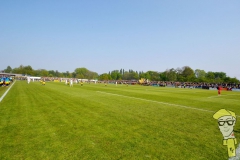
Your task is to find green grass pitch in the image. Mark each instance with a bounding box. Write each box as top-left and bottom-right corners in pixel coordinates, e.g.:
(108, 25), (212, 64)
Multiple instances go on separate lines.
(0, 81), (239, 159)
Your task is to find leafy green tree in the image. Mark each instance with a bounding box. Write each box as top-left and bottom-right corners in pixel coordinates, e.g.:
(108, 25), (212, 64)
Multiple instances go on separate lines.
(39, 69), (49, 77)
(4, 66), (12, 73)
(195, 69), (206, 79)
(75, 68), (88, 76)
(48, 70), (56, 77)
(86, 71), (98, 79)
(75, 68), (97, 79)
(224, 77), (239, 83)
(175, 67), (184, 82)
(144, 72), (151, 80)
(33, 69), (40, 76)
(182, 66), (195, 81)
(62, 71), (70, 78)
(58, 72), (64, 78)
(107, 71), (112, 80)
(99, 73), (110, 80)
(160, 72), (167, 81)
(24, 66), (33, 75)
(12, 65), (33, 75)
(133, 71), (139, 80)
(177, 75), (185, 82)
(206, 71), (215, 80)
(72, 72), (77, 78)
(120, 69), (123, 75)
(12, 65), (24, 74)
(214, 77), (223, 84)
(122, 71), (130, 80)
(214, 72), (226, 79)
(139, 71), (145, 79)
(176, 67), (183, 75)
(166, 68), (177, 81)
(55, 70), (60, 77)
(33, 69), (46, 76)
(111, 70), (119, 80)
(66, 71), (70, 77)
(144, 71), (159, 81)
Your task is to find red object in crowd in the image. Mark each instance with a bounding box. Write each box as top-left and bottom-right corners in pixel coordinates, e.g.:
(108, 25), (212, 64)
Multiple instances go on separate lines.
(218, 86), (221, 95)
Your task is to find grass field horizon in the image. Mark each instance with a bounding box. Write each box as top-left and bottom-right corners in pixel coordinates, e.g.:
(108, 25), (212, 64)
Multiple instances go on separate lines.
(0, 81), (240, 159)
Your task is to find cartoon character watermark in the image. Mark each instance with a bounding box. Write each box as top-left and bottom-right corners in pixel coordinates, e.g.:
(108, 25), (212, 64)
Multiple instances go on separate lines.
(213, 109), (237, 158)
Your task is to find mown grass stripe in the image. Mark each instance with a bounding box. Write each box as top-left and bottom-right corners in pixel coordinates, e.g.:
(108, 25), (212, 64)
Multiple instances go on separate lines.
(96, 91), (240, 118)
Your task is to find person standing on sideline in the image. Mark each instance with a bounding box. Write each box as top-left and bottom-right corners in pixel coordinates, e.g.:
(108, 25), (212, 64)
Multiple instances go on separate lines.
(65, 79), (68, 85)
(27, 77), (30, 84)
(70, 79), (73, 87)
(217, 85), (221, 96)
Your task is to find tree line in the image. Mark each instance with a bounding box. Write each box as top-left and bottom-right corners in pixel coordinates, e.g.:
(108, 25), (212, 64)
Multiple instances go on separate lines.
(2, 65), (239, 83)
(3, 65), (98, 80)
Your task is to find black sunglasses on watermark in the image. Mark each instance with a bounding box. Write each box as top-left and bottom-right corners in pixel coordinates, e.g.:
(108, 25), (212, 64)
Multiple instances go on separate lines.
(218, 120), (235, 126)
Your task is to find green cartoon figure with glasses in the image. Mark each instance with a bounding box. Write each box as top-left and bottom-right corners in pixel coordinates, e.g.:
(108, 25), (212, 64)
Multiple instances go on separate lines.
(213, 109), (237, 158)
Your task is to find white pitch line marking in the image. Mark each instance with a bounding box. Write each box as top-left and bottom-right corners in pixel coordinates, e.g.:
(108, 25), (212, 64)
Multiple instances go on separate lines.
(208, 94), (239, 98)
(0, 81), (16, 102)
(96, 91), (240, 118)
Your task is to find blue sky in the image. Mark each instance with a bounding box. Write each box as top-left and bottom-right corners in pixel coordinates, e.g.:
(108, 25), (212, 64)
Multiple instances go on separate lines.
(0, 0), (240, 78)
